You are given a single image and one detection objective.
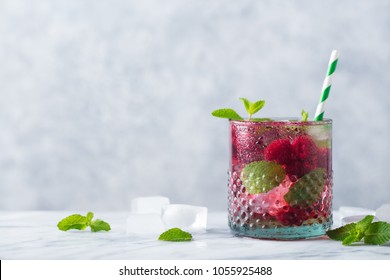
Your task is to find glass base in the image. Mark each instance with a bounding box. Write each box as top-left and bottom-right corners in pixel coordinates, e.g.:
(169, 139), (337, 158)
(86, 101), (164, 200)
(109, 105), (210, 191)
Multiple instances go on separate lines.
(229, 220), (332, 240)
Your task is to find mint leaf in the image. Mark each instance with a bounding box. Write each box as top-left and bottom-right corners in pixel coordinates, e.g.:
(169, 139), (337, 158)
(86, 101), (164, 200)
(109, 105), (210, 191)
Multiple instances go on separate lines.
(86, 212), (94, 224)
(212, 98), (266, 121)
(326, 223), (357, 241)
(342, 234), (362, 245)
(239, 98), (265, 116)
(249, 100), (265, 115)
(301, 110), (309, 122)
(211, 108), (243, 120)
(284, 168), (326, 207)
(239, 98), (251, 113)
(241, 161), (285, 194)
(158, 227), (192, 242)
(57, 214), (88, 231)
(342, 215), (376, 244)
(90, 219), (111, 232)
(356, 215), (374, 233)
(57, 212), (111, 232)
(327, 215), (390, 246)
(364, 222), (390, 245)
(326, 216), (373, 245)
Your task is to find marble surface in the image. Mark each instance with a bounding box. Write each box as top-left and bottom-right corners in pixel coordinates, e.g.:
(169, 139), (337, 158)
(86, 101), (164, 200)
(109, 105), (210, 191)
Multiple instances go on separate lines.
(1, 211), (389, 260)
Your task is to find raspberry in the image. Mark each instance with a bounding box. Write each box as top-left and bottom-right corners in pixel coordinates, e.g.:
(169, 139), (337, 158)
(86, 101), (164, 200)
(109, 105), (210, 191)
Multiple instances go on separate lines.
(284, 135), (319, 178)
(292, 135), (317, 160)
(264, 139), (293, 165)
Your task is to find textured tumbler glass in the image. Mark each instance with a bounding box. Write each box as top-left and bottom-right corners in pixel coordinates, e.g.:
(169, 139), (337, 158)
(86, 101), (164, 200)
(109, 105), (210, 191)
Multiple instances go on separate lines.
(228, 119), (332, 240)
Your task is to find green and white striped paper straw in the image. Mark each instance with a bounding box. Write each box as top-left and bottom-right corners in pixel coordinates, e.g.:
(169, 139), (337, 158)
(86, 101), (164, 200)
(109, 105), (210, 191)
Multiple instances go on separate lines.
(314, 50), (339, 121)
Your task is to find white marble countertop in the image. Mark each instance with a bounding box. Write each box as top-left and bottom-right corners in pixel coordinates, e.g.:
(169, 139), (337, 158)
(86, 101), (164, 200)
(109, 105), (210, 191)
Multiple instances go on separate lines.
(1, 211), (389, 260)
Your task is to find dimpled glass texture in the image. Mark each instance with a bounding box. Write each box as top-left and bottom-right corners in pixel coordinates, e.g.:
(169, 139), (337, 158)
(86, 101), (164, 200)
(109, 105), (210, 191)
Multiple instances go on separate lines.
(228, 119), (333, 240)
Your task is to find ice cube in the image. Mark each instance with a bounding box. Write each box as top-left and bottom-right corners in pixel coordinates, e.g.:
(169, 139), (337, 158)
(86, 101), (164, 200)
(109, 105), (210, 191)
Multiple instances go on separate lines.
(306, 125), (331, 141)
(375, 204), (390, 222)
(259, 128), (282, 146)
(162, 204), (208, 232)
(126, 213), (165, 236)
(341, 215), (379, 226)
(250, 177), (291, 215)
(338, 206), (375, 219)
(131, 196), (170, 215)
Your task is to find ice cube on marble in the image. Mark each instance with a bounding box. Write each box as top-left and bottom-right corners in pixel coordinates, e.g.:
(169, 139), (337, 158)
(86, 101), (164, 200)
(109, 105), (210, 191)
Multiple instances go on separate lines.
(341, 215), (379, 226)
(338, 206), (375, 219)
(131, 196), (170, 215)
(126, 213), (165, 236)
(375, 204), (390, 222)
(162, 204), (207, 232)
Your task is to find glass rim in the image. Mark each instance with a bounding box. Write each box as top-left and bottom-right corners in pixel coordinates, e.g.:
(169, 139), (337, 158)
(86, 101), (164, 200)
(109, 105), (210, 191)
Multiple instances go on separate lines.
(229, 118), (332, 125)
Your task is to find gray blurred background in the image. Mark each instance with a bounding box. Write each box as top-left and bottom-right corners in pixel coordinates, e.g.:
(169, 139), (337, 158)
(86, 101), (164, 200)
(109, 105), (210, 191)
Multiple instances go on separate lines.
(0, 0), (389, 211)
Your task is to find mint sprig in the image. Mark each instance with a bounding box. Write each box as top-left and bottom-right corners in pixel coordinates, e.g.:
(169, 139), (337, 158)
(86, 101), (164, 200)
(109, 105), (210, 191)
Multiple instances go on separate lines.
(211, 108), (243, 120)
(326, 215), (390, 245)
(301, 110), (309, 122)
(57, 214), (89, 231)
(158, 227), (192, 242)
(239, 98), (265, 121)
(212, 98), (265, 121)
(57, 212), (111, 232)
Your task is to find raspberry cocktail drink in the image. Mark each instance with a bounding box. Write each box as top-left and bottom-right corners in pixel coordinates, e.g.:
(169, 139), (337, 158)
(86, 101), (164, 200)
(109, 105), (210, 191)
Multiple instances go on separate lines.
(213, 51), (338, 239)
(228, 118), (332, 239)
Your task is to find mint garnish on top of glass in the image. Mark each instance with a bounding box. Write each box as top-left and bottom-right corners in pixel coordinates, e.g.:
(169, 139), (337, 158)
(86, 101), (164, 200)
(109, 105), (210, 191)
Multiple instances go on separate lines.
(212, 98), (265, 121)
(212, 98), (308, 122)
